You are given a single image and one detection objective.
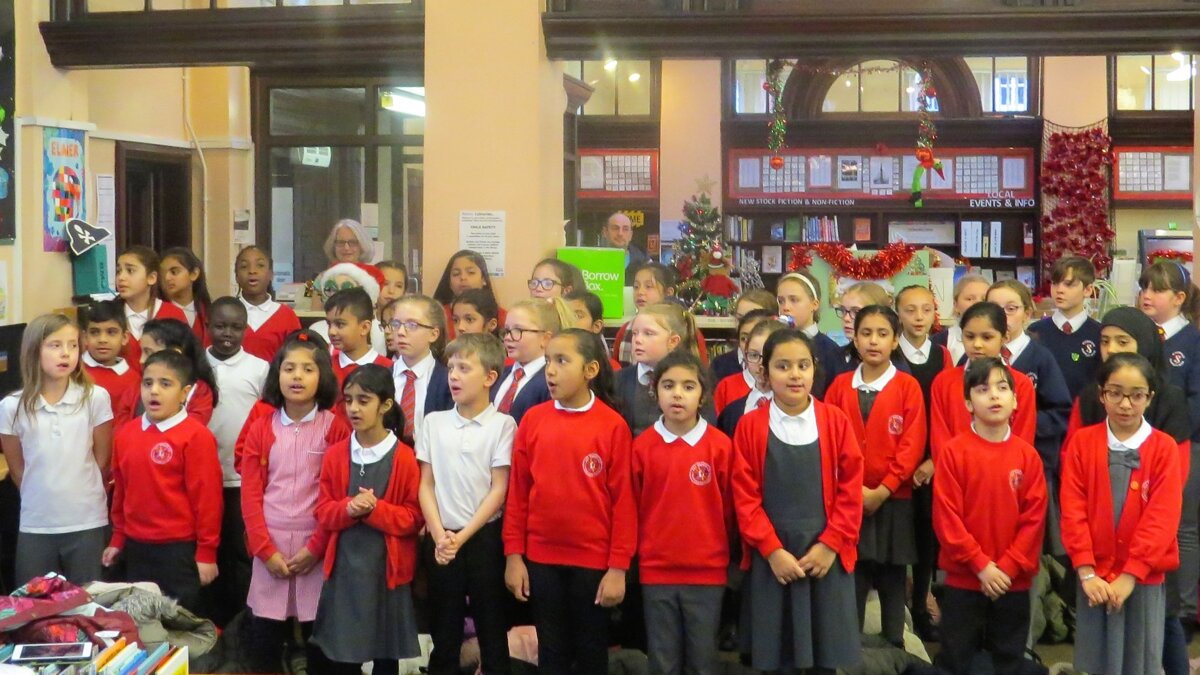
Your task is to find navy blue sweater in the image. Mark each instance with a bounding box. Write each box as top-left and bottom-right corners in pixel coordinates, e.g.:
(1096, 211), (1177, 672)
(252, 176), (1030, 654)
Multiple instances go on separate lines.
(1009, 338), (1073, 475)
(709, 349), (741, 383)
(1027, 316), (1101, 401)
(491, 365), (551, 426)
(614, 365), (717, 437)
(1163, 322), (1200, 442)
(810, 331), (844, 400)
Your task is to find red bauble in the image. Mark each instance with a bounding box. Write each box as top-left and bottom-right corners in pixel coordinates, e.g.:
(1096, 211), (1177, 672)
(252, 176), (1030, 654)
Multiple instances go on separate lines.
(769, 155), (785, 171)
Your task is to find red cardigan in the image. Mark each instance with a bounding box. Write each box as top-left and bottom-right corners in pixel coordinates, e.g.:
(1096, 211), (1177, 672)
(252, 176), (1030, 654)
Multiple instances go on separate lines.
(121, 300), (188, 367)
(113, 379), (214, 430)
(714, 372), (751, 415)
(824, 370), (926, 499)
(731, 402), (864, 572)
(930, 364), (1036, 461)
(1060, 422), (1182, 585)
(240, 407), (351, 562)
(242, 304), (302, 363)
(1065, 399), (1191, 482)
(315, 437), (424, 589)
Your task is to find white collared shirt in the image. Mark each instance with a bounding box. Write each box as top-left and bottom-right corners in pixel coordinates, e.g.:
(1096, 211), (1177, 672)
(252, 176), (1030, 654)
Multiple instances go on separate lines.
(281, 406), (318, 426)
(745, 388), (773, 413)
(241, 296), (281, 332)
(1052, 309), (1088, 335)
(971, 422), (1012, 442)
(1108, 417), (1153, 452)
(125, 298), (163, 339)
(416, 404), (515, 530)
(768, 399), (818, 445)
(176, 301), (197, 328)
(1005, 332), (1031, 365)
(554, 391), (596, 412)
(899, 334), (931, 365)
(852, 362), (897, 392)
(338, 348), (382, 369)
(945, 325), (965, 367)
(801, 323), (820, 339)
(394, 351), (437, 434)
(1162, 315), (1190, 341)
(653, 417), (708, 446)
(0, 382), (112, 534)
(82, 352), (130, 375)
(637, 362), (654, 386)
(495, 356), (546, 407)
(142, 407), (189, 432)
(206, 348), (270, 486)
(351, 431), (398, 465)
(740, 367), (756, 391)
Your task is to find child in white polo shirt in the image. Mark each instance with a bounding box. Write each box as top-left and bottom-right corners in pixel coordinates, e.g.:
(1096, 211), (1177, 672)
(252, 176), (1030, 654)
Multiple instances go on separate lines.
(205, 296), (269, 625)
(417, 333), (514, 675)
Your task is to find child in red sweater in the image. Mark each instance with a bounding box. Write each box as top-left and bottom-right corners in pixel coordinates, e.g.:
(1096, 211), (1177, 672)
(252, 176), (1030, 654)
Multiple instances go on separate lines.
(824, 305), (925, 647)
(731, 329), (863, 674)
(932, 356), (1047, 675)
(503, 329), (635, 675)
(239, 331), (349, 672)
(80, 300), (140, 417)
(103, 350), (223, 614)
(310, 364), (423, 673)
(235, 246), (301, 363)
(112, 318), (218, 428)
(632, 349), (735, 675)
(1061, 352), (1183, 675)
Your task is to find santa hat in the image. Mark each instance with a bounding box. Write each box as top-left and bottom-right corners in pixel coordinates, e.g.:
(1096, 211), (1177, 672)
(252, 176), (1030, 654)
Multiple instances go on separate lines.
(707, 242), (728, 269)
(318, 262), (384, 303)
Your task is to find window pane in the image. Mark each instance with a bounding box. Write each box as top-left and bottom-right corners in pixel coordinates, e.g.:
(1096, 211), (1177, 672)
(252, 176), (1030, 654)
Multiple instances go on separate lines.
(90, 0), (149, 8)
(1155, 53), (1192, 110)
(581, 60), (617, 115)
(617, 60), (652, 115)
(823, 71), (859, 113)
(1115, 55), (1153, 110)
(860, 60), (900, 112)
(374, 147), (423, 284)
(377, 87), (425, 135)
(270, 88), (366, 135)
(281, 0), (342, 5)
(563, 61), (583, 80)
(993, 57), (1028, 112)
(734, 60), (768, 114)
(964, 57), (994, 112)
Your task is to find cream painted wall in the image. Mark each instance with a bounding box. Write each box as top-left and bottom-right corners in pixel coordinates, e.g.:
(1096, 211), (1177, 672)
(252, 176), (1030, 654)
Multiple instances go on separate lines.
(424, 0), (565, 304)
(659, 61), (723, 221)
(1042, 56), (1108, 128)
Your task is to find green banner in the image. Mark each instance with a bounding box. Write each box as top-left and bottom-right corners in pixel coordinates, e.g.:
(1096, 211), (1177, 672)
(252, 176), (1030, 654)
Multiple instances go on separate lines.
(557, 246), (625, 319)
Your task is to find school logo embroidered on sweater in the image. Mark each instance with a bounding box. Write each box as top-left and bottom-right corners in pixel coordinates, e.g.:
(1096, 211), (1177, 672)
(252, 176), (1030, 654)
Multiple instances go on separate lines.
(1027, 372), (1039, 389)
(1171, 351), (1186, 367)
(1081, 340), (1097, 358)
(689, 461), (713, 486)
(1141, 479), (1151, 503)
(1008, 469), (1024, 491)
(888, 415), (904, 435)
(582, 453), (604, 477)
(150, 442), (174, 465)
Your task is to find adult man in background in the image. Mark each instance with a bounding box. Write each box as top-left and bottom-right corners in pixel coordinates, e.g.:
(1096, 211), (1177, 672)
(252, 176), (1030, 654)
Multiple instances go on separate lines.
(602, 211), (650, 286)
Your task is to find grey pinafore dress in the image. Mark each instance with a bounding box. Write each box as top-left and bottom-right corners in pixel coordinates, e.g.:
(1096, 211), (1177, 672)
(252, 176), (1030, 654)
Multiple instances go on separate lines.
(309, 445), (421, 664)
(1074, 447), (1165, 675)
(856, 390), (917, 565)
(741, 432), (861, 672)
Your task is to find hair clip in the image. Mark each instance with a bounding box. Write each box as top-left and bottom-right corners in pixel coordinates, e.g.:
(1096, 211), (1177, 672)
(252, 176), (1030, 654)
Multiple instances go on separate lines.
(298, 333), (309, 342)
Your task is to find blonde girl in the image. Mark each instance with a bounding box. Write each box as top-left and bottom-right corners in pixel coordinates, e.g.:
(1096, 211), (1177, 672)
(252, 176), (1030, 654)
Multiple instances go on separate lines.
(0, 314), (113, 583)
(775, 270), (843, 398)
(615, 302), (708, 438)
(495, 299), (561, 425)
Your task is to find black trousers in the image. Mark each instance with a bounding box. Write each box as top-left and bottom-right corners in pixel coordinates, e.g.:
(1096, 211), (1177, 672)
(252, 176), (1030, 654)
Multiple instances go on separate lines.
(246, 614), (324, 673)
(911, 482), (939, 620)
(527, 561), (610, 675)
(423, 520), (511, 675)
(937, 586), (1031, 675)
(204, 487), (251, 627)
(854, 560), (907, 646)
(125, 539), (202, 614)
(316, 659), (398, 675)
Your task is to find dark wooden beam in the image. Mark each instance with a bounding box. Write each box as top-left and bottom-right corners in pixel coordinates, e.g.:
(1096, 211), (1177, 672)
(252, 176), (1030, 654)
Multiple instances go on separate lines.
(40, 5), (423, 70)
(544, 9), (1200, 59)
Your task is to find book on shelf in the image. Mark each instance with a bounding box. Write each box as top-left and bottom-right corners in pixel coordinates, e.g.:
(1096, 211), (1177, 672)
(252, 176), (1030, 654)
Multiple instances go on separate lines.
(770, 223), (785, 241)
(785, 218), (802, 241)
(961, 219), (1029, 259)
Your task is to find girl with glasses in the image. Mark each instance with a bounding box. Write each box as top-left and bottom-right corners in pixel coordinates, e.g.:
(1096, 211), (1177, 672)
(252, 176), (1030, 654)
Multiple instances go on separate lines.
(381, 295), (452, 447)
(494, 300), (560, 425)
(527, 258), (585, 301)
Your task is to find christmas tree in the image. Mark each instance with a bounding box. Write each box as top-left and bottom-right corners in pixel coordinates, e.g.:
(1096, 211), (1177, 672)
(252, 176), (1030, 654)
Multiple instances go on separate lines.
(671, 191), (736, 316)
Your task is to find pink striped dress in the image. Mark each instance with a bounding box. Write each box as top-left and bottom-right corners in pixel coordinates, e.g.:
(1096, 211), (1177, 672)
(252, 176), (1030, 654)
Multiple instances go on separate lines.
(246, 409), (335, 622)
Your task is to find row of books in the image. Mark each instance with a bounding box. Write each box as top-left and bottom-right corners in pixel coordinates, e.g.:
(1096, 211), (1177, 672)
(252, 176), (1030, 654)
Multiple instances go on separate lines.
(959, 220), (1036, 258)
(2, 642), (188, 675)
(726, 216), (843, 243)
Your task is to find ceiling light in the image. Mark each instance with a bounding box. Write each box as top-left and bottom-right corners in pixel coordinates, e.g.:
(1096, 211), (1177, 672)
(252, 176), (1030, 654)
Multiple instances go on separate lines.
(1172, 52), (1186, 62)
(1141, 66), (1152, 75)
(844, 80), (853, 87)
(380, 90), (425, 117)
(604, 60), (618, 72)
(628, 72), (641, 83)
(905, 86), (915, 94)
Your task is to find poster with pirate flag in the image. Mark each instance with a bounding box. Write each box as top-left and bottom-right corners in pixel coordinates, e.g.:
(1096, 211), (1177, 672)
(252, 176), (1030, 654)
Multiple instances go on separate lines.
(66, 218), (109, 256)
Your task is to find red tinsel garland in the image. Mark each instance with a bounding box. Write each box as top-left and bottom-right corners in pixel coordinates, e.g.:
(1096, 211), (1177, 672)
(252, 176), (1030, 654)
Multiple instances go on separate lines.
(1040, 126), (1114, 287)
(1149, 249), (1194, 264)
(788, 242), (919, 280)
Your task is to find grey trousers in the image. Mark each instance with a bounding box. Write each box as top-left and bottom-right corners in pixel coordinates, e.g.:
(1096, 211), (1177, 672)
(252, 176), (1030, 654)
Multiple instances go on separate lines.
(643, 584), (724, 675)
(16, 526), (106, 585)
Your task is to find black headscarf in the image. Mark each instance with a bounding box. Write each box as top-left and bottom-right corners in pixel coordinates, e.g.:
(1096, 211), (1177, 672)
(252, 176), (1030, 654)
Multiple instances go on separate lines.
(1078, 306), (1191, 443)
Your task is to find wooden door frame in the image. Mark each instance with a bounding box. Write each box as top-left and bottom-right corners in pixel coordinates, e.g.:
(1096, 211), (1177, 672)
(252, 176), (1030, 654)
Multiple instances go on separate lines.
(114, 141), (193, 251)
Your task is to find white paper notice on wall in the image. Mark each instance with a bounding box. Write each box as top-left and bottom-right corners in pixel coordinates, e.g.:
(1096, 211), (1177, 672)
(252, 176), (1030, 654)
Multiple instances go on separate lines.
(460, 210), (506, 277)
(580, 156), (605, 190)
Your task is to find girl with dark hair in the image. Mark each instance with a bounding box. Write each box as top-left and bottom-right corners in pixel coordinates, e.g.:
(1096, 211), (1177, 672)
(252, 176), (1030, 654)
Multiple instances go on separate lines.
(236, 246), (302, 363)
(116, 246), (188, 366)
(433, 250), (507, 341)
(311, 363), (424, 674)
(113, 318), (219, 427)
(503, 329), (634, 674)
(238, 330), (350, 672)
(161, 247), (213, 346)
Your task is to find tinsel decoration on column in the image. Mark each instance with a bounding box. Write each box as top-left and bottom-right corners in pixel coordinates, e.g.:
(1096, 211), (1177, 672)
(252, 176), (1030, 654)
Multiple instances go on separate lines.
(765, 59), (787, 170)
(910, 64), (943, 208)
(1040, 122), (1114, 289)
(671, 192), (735, 316)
